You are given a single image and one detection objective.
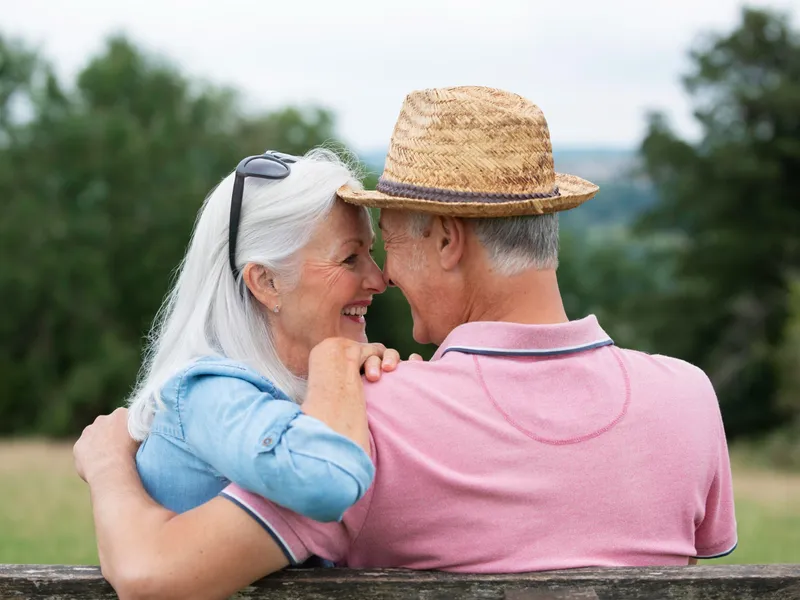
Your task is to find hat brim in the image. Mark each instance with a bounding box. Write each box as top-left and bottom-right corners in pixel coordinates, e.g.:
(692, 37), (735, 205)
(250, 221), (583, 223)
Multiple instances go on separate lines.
(337, 173), (598, 218)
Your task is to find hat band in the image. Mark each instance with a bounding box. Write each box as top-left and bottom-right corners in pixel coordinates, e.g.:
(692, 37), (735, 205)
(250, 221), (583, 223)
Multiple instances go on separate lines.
(376, 177), (560, 204)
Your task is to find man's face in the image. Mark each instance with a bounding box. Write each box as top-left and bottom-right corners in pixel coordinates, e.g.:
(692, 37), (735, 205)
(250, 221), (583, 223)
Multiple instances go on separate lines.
(379, 209), (447, 345)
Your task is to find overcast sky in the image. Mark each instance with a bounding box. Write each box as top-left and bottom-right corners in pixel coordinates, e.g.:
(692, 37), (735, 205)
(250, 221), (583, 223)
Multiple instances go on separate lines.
(3, 0), (798, 151)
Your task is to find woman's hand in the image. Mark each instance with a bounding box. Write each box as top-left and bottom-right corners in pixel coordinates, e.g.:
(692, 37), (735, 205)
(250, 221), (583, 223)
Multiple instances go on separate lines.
(302, 339), (384, 454)
(302, 339), (423, 454)
(362, 347), (424, 382)
(74, 407), (139, 484)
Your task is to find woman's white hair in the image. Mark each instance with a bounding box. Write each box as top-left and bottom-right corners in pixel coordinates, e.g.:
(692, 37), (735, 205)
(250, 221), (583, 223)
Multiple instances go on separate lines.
(127, 148), (363, 441)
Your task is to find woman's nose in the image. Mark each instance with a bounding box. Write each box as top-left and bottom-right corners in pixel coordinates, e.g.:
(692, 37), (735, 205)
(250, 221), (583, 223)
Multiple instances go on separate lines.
(365, 257), (387, 293)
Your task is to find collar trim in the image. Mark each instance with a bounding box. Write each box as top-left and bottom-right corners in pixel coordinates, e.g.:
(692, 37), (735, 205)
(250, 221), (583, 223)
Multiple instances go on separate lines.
(440, 338), (614, 358)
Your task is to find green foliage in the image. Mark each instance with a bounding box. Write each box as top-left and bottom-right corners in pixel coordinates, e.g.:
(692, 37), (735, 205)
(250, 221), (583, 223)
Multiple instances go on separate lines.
(559, 179), (657, 230)
(776, 278), (800, 420)
(558, 226), (677, 352)
(757, 277), (800, 468)
(0, 35), (343, 435)
(636, 7), (800, 438)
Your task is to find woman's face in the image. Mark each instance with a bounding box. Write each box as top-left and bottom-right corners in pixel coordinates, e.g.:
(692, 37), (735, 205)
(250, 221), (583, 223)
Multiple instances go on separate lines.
(270, 200), (385, 374)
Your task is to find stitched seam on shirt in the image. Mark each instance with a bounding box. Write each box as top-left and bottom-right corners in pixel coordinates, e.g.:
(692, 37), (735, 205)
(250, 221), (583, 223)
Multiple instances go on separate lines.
(227, 491), (347, 565)
(290, 448), (373, 483)
(697, 466), (721, 529)
(472, 349), (632, 445)
(205, 358), (284, 398)
(217, 492), (299, 565)
(257, 408), (302, 453)
(172, 358), (289, 444)
(144, 429), (184, 444)
(709, 385), (727, 499)
(173, 367), (191, 441)
(344, 436), (379, 559)
(696, 540), (738, 559)
(696, 534), (738, 553)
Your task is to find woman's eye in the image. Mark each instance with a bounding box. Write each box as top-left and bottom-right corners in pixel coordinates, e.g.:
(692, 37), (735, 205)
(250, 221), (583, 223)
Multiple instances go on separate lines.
(343, 254), (358, 265)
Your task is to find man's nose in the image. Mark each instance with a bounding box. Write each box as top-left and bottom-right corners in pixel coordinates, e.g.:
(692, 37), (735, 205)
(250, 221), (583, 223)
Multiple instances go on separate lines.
(382, 264), (395, 288)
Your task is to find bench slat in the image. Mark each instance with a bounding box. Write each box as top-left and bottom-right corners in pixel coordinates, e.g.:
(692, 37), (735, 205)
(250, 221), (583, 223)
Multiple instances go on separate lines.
(1, 564), (798, 599)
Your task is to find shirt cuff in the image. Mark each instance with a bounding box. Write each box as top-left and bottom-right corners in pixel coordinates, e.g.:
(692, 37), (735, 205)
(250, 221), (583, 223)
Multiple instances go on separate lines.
(280, 414), (376, 503)
(695, 538), (738, 559)
(218, 488), (311, 566)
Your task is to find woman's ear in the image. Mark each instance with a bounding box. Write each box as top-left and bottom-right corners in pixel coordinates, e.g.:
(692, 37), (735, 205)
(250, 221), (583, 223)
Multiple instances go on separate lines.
(242, 263), (280, 312)
(435, 216), (466, 271)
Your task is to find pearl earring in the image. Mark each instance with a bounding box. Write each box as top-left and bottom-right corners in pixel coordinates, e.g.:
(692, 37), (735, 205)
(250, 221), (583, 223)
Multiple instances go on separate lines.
(273, 305), (280, 314)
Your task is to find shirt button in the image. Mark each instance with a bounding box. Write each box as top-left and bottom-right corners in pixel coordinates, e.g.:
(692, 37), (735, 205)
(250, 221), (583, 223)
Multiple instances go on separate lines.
(262, 437), (273, 446)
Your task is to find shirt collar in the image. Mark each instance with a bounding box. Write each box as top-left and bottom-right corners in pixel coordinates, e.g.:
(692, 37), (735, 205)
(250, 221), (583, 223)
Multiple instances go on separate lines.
(432, 315), (613, 360)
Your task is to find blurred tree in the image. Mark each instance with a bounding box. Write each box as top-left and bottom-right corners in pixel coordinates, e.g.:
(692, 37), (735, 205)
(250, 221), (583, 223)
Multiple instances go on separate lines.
(749, 275), (800, 468)
(558, 226), (676, 352)
(0, 35), (64, 433)
(0, 35), (344, 434)
(637, 7), (800, 437)
(559, 179), (657, 230)
(776, 277), (800, 424)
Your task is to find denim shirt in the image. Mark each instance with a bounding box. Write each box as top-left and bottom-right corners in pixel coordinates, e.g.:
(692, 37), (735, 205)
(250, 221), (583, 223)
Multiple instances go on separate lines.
(135, 356), (375, 521)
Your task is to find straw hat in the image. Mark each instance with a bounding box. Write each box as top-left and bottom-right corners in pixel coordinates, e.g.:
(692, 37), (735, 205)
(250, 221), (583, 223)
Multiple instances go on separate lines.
(338, 86), (598, 217)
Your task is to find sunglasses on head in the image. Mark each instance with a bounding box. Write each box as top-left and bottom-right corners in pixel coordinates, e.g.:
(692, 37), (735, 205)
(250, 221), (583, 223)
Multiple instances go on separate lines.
(228, 150), (299, 279)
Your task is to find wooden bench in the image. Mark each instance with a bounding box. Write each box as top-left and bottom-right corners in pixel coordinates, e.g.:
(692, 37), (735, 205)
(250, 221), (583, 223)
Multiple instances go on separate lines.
(1, 564), (799, 599)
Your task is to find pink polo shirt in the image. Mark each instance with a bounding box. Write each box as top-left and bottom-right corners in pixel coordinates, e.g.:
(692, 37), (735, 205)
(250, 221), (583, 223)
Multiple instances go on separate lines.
(222, 316), (737, 571)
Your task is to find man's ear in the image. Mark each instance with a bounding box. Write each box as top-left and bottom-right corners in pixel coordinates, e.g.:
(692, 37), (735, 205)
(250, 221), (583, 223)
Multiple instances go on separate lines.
(434, 216), (466, 271)
(242, 263), (280, 312)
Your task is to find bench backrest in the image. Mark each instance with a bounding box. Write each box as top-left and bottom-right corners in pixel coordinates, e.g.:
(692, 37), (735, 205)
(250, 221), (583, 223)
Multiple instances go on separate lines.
(2, 564), (799, 599)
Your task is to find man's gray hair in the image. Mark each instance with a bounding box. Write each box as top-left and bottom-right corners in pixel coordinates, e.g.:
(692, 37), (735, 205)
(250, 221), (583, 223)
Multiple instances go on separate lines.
(407, 212), (559, 275)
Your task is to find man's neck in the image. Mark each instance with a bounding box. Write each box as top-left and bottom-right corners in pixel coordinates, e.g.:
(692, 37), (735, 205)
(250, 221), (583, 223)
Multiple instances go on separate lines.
(460, 268), (568, 326)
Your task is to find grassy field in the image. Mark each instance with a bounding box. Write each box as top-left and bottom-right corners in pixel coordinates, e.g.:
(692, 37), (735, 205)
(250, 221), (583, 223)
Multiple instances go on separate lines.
(0, 440), (98, 565)
(1, 441), (799, 565)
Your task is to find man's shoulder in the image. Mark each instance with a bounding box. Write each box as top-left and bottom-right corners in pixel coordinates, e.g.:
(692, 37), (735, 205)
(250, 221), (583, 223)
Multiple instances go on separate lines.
(363, 357), (464, 402)
(617, 346), (717, 400)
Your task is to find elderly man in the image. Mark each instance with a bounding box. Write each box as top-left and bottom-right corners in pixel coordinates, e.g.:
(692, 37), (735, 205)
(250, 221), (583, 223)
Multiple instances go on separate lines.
(74, 86), (736, 600)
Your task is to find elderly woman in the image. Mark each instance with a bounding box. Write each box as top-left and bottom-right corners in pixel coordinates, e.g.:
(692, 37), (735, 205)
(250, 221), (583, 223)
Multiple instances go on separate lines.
(124, 148), (407, 525)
